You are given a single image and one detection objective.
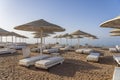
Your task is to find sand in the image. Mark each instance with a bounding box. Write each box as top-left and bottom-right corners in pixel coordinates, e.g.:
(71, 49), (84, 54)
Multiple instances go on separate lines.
(0, 47), (117, 80)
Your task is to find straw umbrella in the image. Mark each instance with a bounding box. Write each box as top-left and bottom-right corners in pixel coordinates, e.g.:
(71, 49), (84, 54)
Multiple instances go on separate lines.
(53, 35), (59, 43)
(14, 19), (65, 54)
(73, 35), (83, 48)
(67, 35), (73, 46)
(100, 16), (120, 28)
(34, 33), (50, 44)
(61, 33), (70, 45)
(110, 29), (120, 33)
(110, 33), (120, 36)
(70, 30), (86, 48)
(57, 34), (63, 44)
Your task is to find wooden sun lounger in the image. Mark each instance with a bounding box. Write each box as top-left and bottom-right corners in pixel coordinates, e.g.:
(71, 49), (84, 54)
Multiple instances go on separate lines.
(43, 48), (59, 53)
(19, 55), (50, 67)
(86, 52), (100, 62)
(35, 56), (64, 69)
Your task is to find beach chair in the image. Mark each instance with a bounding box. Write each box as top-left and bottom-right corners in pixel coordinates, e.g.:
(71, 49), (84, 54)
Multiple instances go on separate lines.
(52, 44), (65, 48)
(109, 48), (118, 52)
(0, 42), (6, 48)
(0, 48), (16, 54)
(43, 48), (59, 54)
(112, 67), (120, 80)
(116, 45), (120, 52)
(113, 54), (120, 66)
(19, 54), (50, 67)
(75, 49), (85, 54)
(83, 49), (93, 54)
(109, 45), (120, 52)
(86, 52), (100, 62)
(59, 46), (71, 51)
(35, 56), (64, 69)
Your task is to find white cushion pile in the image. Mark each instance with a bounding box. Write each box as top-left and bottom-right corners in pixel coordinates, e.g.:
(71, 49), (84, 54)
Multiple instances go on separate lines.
(86, 52), (100, 62)
(60, 46), (71, 51)
(75, 49), (85, 53)
(43, 48), (59, 53)
(75, 49), (93, 54)
(109, 48), (118, 52)
(19, 55), (50, 67)
(83, 49), (93, 54)
(109, 45), (120, 52)
(35, 56), (64, 69)
(0, 48), (16, 54)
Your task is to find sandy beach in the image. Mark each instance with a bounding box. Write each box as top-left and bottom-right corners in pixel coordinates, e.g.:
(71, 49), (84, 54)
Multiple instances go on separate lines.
(0, 47), (116, 80)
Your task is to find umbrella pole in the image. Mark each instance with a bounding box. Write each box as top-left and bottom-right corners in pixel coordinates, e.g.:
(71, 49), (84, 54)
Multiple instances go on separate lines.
(40, 30), (43, 54)
(1, 36), (2, 42)
(6, 36), (7, 42)
(78, 38), (80, 49)
(71, 39), (72, 46)
(67, 38), (68, 45)
(56, 38), (57, 43)
(60, 38), (62, 44)
(44, 37), (45, 44)
(15, 37), (16, 43)
(37, 38), (38, 44)
(12, 36), (13, 43)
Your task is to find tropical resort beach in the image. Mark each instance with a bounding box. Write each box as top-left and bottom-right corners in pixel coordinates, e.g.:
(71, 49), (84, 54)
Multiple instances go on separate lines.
(0, 0), (120, 80)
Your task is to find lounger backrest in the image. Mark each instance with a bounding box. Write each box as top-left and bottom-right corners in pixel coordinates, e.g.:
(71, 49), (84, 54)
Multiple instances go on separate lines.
(112, 67), (120, 80)
(90, 53), (100, 56)
(22, 47), (30, 58)
(116, 45), (120, 52)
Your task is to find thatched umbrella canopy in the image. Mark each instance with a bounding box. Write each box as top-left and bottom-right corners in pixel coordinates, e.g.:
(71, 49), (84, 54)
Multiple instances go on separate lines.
(70, 30), (86, 48)
(110, 29), (120, 33)
(60, 33), (70, 45)
(70, 30), (86, 36)
(110, 33), (120, 36)
(100, 16), (120, 28)
(53, 35), (59, 43)
(32, 31), (55, 35)
(14, 19), (65, 54)
(34, 34), (49, 38)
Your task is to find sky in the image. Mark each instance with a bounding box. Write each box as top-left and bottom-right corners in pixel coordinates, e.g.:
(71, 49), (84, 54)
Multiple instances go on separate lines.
(0, 0), (120, 46)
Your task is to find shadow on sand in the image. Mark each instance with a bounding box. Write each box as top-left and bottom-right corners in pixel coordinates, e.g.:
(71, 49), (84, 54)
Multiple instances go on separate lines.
(100, 56), (114, 65)
(0, 52), (21, 57)
(29, 58), (101, 77)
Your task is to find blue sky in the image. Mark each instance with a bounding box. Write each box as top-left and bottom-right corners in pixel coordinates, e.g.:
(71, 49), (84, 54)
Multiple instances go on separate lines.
(0, 0), (120, 46)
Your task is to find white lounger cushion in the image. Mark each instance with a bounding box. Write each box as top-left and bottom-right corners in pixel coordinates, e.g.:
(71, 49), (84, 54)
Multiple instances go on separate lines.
(0, 48), (16, 54)
(87, 53), (100, 62)
(112, 67), (120, 80)
(19, 55), (50, 67)
(109, 48), (118, 52)
(75, 49), (85, 53)
(43, 48), (59, 53)
(75, 49), (93, 54)
(60, 46), (71, 51)
(35, 56), (64, 69)
(116, 45), (120, 52)
(83, 49), (93, 54)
